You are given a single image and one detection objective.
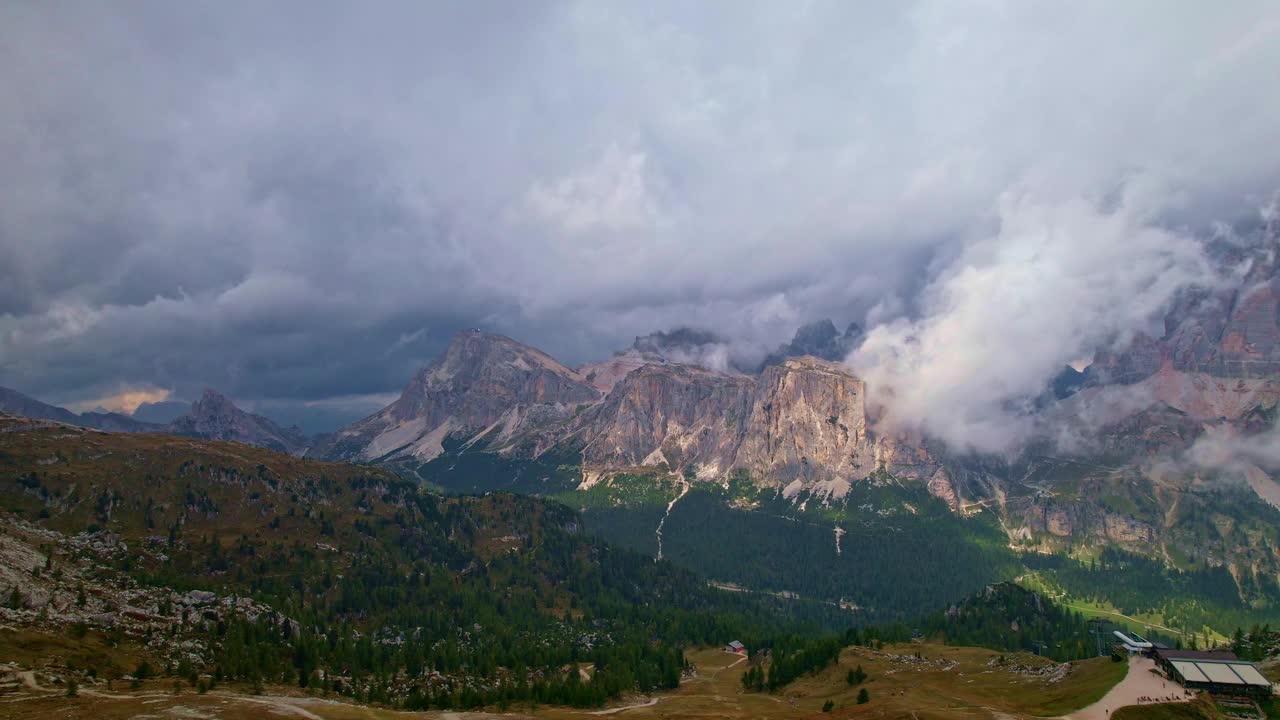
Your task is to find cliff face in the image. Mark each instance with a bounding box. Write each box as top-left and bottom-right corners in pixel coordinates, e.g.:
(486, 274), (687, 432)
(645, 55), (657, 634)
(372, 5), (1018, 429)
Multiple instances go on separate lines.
(576, 362), (755, 473)
(309, 330), (600, 463)
(571, 356), (944, 496)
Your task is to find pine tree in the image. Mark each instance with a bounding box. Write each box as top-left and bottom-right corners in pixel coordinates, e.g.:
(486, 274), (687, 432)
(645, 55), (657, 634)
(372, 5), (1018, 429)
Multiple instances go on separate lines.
(857, 688), (870, 704)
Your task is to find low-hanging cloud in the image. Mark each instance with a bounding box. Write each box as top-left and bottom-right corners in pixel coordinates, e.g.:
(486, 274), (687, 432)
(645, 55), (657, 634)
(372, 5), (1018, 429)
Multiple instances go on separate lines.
(849, 187), (1218, 454)
(1187, 424), (1280, 476)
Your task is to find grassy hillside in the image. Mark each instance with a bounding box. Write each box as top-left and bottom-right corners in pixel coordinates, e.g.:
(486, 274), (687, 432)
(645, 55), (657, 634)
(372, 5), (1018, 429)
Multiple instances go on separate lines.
(0, 415), (845, 710)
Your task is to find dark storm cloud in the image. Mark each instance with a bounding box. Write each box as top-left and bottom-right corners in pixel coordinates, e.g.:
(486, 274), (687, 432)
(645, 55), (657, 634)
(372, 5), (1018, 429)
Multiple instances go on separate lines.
(2, 1), (1280, 433)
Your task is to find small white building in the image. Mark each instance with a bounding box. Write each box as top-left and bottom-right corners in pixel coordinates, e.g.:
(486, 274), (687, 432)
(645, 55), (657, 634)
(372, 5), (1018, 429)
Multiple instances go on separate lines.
(1113, 630), (1153, 655)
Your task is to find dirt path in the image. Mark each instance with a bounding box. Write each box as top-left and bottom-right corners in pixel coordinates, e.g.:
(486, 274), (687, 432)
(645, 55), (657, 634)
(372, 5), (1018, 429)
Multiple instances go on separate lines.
(585, 696), (661, 715)
(212, 693), (327, 720)
(1062, 656), (1190, 720)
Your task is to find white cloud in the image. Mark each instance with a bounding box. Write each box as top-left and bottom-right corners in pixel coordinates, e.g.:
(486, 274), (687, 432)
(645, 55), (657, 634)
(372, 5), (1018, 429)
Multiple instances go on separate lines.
(849, 187), (1216, 454)
(524, 145), (663, 235)
(1187, 424), (1280, 475)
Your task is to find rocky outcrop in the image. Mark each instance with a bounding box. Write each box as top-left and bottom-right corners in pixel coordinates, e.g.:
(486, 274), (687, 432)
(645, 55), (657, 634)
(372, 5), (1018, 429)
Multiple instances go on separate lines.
(1019, 502), (1155, 546)
(310, 330), (600, 463)
(167, 389), (310, 455)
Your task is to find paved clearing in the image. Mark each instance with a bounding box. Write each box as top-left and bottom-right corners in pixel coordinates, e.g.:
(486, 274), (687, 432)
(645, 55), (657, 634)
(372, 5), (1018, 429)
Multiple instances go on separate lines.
(1065, 656), (1191, 720)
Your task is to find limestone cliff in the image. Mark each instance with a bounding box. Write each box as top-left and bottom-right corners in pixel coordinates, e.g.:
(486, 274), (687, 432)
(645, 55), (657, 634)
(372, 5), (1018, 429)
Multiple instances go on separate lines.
(572, 356), (945, 497)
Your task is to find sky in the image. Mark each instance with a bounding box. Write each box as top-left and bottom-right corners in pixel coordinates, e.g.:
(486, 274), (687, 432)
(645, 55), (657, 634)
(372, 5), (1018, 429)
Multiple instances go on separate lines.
(2, 1), (1280, 434)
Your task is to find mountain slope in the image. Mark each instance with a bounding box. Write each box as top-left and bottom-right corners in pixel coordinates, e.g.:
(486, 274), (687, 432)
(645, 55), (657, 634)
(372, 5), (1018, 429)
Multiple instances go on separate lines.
(0, 413), (848, 709)
(0, 386), (82, 424)
(0, 386), (162, 432)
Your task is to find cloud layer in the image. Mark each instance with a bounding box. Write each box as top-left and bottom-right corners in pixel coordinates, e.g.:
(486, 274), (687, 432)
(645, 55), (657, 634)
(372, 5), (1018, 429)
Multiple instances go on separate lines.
(2, 1), (1280, 429)
(850, 187), (1218, 453)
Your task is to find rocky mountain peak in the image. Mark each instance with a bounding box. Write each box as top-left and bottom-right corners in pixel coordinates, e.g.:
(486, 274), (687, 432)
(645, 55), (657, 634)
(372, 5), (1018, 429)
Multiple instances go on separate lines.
(168, 390), (310, 456)
(421, 329), (590, 388)
(191, 388), (237, 417)
(760, 319), (863, 369)
(311, 330), (600, 463)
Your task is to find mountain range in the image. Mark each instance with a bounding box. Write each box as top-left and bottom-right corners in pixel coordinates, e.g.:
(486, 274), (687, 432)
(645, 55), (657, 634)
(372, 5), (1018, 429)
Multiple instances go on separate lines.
(0, 386), (310, 455)
(3, 215), (1280, 634)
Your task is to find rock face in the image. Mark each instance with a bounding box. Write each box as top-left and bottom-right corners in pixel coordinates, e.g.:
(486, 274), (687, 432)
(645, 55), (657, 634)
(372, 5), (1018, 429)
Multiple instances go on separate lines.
(309, 330), (600, 463)
(576, 362), (757, 475)
(167, 390), (310, 455)
(571, 355), (945, 492)
(1018, 502), (1155, 546)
